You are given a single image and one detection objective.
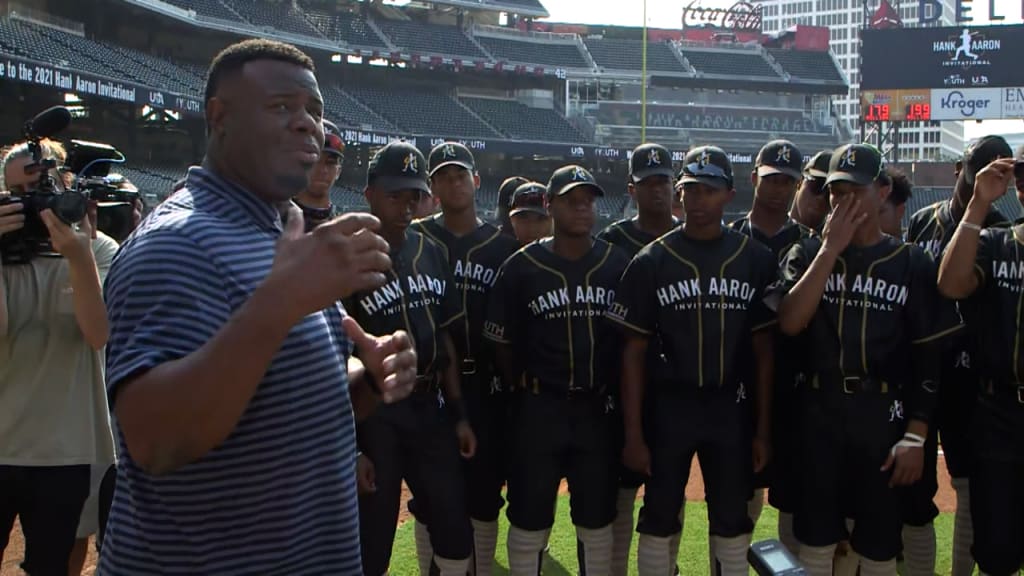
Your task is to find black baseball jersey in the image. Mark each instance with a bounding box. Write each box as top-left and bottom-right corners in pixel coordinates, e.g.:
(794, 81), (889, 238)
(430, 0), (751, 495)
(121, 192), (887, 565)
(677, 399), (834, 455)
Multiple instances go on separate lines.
(907, 200), (1008, 258)
(411, 215), (519, 375)
(971, 225), (1024, 385)
(607, 227), (778, 389)
(597, 217), (679, 259)
(343, 230), (463, 376)
(728, 216), (815, 261)
(483, 239), (630, 392)
(775, 236), (962, 421)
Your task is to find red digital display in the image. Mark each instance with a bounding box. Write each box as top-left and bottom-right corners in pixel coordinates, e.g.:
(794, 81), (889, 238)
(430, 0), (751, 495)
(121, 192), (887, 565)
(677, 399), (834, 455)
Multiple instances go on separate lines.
(864, 103), (890, 122)
(905, 103), (931, 121)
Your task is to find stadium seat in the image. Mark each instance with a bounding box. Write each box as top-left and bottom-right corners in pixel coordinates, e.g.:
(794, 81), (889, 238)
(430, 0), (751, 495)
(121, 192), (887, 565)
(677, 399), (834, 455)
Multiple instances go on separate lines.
(346, 85), (500, 138)
(681, 49), (779, 78)
(158, 0), (242, 23)
(460, 97), (586, 143)
(376, 18), (485, 59)
(299, 3), (390, 49)
(767, 49), (845, 83)
(323, 85), (400, 132)
(475, 35), (589, 68)
(231, 0), (324, 38)
(584, 38), (687, 73)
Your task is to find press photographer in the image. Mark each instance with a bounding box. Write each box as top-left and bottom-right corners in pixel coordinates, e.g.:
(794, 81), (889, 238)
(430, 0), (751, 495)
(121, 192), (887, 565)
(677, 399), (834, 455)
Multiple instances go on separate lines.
(0, 109), (116, 575)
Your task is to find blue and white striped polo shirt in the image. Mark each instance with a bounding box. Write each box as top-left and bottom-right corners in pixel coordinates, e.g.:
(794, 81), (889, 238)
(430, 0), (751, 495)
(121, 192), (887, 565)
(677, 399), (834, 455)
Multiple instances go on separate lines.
(99, 167), (362, 575)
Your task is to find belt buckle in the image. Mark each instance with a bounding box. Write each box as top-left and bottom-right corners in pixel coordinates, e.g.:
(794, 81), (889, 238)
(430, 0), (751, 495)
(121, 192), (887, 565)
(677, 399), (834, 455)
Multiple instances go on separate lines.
(1017, 386), (1024, 404)
(462, 358), (477, 375)
(843, 376), (860, 395)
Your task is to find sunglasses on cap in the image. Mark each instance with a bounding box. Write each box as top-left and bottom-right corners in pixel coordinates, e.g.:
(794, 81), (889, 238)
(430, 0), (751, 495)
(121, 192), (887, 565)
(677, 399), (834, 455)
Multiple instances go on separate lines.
(685, 161), (731, 180)
(804, 175), (828, 195)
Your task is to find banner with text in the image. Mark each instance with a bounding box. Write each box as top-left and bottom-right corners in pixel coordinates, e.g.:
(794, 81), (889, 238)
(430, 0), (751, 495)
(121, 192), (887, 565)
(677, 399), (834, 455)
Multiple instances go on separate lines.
(0, 55), (203, 117)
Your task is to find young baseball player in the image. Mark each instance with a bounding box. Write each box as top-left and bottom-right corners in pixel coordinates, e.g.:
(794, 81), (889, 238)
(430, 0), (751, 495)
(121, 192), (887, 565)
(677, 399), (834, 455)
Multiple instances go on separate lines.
(775, 143), (961, 576)
(790, 150), (832, 233)
(597, 143), (682, 576)
(410, 141), (520, 576)
(346, 142), (476, 576)
(609, 146), (777, 576)
(485, 165), (629, 576)
(508, 181), (553, 246)
(497, 176), (530, 238)
(906, 136), (1012, 576)
(937, 155), (1023, 576)
(729, 140), (814, 560)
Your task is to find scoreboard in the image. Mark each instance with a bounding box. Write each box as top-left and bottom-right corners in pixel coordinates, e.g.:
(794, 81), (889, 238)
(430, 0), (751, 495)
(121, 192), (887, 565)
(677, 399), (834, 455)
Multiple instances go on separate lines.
(861, 89), (933, 122)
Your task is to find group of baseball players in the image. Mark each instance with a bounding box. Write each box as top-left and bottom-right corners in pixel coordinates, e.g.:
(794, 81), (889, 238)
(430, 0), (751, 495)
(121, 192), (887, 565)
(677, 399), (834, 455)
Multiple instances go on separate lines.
(322, 123), (1024, 576)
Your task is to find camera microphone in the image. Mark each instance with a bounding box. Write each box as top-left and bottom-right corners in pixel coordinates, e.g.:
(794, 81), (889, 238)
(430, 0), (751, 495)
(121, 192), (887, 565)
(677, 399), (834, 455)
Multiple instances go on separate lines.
(23, 106), (72, 140)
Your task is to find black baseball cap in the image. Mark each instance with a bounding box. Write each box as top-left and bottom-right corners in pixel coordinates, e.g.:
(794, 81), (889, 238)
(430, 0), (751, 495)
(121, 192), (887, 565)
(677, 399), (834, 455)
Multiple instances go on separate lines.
(826, 143), (884, 187)
(755, 140), (803, 180)
(509, 182), (548, 217)
(367, 141), (430, 195)
(630, 143), (675, 183)
(679, 145), (733, 190)
(322, 119), (345, 158)
(499, 176), (530, 211)
(963, 135), (1013, 187)
(428, 141), (475, 177)
(547, 165), (605, 197)
(804, 149), (832, 180)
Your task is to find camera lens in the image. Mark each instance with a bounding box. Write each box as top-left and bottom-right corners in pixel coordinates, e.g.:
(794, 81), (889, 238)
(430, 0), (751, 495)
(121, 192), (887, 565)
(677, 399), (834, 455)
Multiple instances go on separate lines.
(52, 191), (88, 225)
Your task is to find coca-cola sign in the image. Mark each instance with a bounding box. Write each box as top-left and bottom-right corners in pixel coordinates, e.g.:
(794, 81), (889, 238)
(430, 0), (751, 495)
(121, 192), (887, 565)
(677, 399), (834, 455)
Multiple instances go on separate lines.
(681, 0), (763, 32)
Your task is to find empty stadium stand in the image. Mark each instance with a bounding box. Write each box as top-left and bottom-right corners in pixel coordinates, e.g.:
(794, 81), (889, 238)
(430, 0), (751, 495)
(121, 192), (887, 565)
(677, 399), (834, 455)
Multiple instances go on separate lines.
(377, 18), (485, 58)
(460, 97), (584, 142)
(768, 49), (845, 83)
(682, 49), (779, 78)
(232, 0), (323, 38)
(597, 103), (829, 134)
(160, 0), (240, 22)
(475, 35), (589, 68)
(346, 85), (499, 138)
(324, 85), (400, 132)
(584, 38), (687, 74)
(299, 3), (390, 49)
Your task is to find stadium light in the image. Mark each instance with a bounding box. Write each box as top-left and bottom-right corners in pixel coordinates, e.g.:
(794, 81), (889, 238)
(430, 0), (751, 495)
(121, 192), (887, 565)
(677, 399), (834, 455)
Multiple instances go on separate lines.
(331, 54), (343, 63)
(64, 93), (82, 104)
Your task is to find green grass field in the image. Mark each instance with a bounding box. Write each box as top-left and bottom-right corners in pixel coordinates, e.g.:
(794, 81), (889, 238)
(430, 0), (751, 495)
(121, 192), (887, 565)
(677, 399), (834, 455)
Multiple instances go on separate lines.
(388, 499), (955, 575)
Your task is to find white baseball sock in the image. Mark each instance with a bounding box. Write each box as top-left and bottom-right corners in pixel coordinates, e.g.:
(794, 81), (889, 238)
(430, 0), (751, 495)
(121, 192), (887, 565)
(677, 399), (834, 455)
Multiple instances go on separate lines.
(415, 520), (433, 576)
(710, 534), (752, 576)
(434, 555), (471, 576)
(951, 477), (976, 576)
(637, 533), (673, 576)
(611, 487), (638, 576)
(901, 522), (936, 576)
(858, 556), (897, 576)
(507, 525), (548, 576)
(577, 524), (614, 576)
(471, 518), (498, 576)
(797, 543), (836, 576)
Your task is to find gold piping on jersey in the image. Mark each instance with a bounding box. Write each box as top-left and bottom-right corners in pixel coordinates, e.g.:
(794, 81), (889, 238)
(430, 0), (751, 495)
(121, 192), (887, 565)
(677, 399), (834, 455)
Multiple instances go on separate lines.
(836, 256), (849, 375)
(584, 243), (613, 391)
(460, 228), (503, 364)
(659, 239), (704, 387)
(618, 221), (647, 249)
(522, 249), (574, 388)
(861, 244), (908, 373)
(718, 236), (748, 387)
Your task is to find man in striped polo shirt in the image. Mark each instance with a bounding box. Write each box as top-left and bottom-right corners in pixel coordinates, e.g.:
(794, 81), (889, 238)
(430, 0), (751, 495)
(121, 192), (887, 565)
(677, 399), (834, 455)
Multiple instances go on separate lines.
(99, 39), (415, 574)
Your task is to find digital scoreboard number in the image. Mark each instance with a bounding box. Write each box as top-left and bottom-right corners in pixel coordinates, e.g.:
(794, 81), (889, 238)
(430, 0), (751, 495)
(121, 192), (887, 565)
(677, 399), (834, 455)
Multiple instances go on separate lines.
(861, 90), (932, 122)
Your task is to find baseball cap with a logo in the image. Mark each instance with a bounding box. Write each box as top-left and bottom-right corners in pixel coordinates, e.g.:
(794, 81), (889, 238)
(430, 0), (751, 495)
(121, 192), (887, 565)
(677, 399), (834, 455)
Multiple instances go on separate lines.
(679, 145), (734, 190)
(509, 182), (548, 217)
(322, 119), (345, 159)
(630, 143), (675, 183)
(826, 143), (884, 187)
(547, 165), (605, 198)
(755, 140), (803, 180)
(367, 141), (430, 195)
(804, 149), (833, 180)
(428, 141), (476, 177)
(963, 135), (1012, 187)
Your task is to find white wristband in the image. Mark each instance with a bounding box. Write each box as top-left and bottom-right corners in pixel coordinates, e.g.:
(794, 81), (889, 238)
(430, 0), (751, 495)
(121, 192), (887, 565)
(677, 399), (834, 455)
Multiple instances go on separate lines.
(959, 220), (982, 232)
(890, 432), (926, 456)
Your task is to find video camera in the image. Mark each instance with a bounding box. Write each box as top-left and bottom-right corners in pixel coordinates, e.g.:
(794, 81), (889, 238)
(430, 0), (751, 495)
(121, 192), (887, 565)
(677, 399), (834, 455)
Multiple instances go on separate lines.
(0, 106), (127, 264)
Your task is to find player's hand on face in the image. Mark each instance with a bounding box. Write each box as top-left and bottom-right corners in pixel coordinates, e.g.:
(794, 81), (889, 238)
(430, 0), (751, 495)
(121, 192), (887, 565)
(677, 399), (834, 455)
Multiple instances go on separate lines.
(881, 442), (924, 487)
(356, 453), (376, 494)
(752, 435), (771, 474)
(456, 420), (476, 459)
(342, 316), (417, 404)
(972, 158), (1015, 205)
(623, 438), (651, 477)
(40, 209), (94, 263)
(822, 196), (867, 255)
(0, 198), (25, 238)
(272, 205), (392, 319)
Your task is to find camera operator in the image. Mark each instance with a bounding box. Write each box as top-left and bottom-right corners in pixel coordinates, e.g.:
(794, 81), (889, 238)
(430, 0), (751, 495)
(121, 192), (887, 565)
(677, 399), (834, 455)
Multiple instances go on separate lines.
(0, 138), (116, 576)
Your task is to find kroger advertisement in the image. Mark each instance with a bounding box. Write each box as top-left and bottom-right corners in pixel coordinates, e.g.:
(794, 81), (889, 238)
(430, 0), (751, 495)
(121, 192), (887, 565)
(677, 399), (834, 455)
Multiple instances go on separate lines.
(930, 86), (1024, 120)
